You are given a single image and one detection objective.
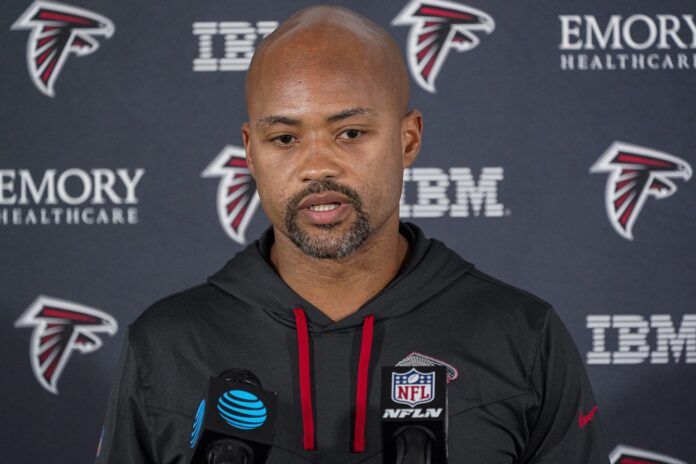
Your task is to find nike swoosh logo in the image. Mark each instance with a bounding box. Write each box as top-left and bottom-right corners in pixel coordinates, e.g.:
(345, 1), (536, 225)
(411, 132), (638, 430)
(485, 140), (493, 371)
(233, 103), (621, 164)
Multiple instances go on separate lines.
(578, 406), (599, 428)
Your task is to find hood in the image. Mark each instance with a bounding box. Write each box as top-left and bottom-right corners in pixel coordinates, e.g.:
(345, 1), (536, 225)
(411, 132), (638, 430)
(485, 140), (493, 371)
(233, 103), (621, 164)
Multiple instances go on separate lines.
(207, 221), (476, 453)
(208, 221), (475, 333)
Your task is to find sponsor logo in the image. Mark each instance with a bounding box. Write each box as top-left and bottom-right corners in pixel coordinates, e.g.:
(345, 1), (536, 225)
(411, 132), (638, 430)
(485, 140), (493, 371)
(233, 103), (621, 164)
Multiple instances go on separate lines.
(590, 142), (691, 240)
(392, 368), (435, 407)
(0, 168), (145, 226)
(382, 408), (444, 419)
(586, 314), (696, 364)
(396, 351), (459, 383)
(11, 1), (114, 97)
(578, 406), (598, 428)
(193, 21), (278, 71)
(560, 14), (696, 71)
(217, 390), (267, 430)
(400, 166), (507, 218)
(202, 146), (259, 245)
(392, 0), (494, 93)
(190, 399), (206, 448)
(15, 295), (118, 394)
(610, 445), (688, 464)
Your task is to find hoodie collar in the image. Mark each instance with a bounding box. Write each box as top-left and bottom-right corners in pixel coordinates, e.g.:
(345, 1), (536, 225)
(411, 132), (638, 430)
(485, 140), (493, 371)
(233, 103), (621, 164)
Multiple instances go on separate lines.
(207, 221), (474, 333)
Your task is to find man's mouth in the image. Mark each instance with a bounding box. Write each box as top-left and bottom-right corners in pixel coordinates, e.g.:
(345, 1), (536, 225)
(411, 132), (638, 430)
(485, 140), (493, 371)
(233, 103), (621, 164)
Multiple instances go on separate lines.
(296, 191), (354, 225)
(284, 181), (371, 257)
(297, 191), (352, 210)
(307, 202), (341, 212)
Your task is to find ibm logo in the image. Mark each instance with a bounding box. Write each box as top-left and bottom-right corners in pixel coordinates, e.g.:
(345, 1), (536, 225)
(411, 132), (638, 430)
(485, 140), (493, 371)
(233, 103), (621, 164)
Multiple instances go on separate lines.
(400, 167), (506, 218)
(193, 21), (278, 72)
(587, 314), (696, 364)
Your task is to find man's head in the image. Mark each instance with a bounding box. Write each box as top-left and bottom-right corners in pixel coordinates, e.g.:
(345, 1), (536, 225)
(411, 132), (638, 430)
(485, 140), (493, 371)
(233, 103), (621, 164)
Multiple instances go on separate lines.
(241, 5), (422, 259)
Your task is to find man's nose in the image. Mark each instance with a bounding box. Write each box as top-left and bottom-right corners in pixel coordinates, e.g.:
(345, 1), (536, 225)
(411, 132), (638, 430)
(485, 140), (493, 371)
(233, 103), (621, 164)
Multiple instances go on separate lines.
(296, 135), (345, 182)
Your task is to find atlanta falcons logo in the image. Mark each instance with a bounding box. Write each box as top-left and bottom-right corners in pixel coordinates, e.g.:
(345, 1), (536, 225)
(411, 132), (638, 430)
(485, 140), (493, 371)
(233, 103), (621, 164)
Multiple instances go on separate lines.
(15, 295), (118, 394)
(392, 0), (494, 93)
(609, 445), (687, 464)
(396, 351), (459, 383)
(590, 141), (691, 241)
(202, 145), (261, 245)
(11, 1), (114, 97)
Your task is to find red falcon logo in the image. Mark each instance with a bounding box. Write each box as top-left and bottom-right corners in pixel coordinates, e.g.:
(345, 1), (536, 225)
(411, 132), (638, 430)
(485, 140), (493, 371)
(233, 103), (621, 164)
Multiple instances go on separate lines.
(609, 445), (687, 464)
(11, 1), (114, 97)
(395, 351), (459, 383)
(15, 295), (118, 394)
(202, 145), (261, 245)
(590, 141), (691, 240)
(392, 0), (494, 93)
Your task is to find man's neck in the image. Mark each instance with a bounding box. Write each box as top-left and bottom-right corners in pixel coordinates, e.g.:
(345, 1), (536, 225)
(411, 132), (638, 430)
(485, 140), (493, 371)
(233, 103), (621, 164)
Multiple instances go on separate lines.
(269, 216), (409, 322)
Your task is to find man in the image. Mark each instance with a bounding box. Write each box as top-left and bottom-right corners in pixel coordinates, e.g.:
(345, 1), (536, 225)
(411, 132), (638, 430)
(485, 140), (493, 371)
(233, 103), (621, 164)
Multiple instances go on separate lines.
(97, 5), (609, 463)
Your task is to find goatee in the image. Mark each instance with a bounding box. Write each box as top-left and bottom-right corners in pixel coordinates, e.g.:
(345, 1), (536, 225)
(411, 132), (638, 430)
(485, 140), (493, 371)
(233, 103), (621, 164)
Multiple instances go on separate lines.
(284, 180), (371, 259)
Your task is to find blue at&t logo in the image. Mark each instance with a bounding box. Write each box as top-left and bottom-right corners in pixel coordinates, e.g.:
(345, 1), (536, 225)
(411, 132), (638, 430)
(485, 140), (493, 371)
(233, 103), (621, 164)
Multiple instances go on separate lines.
(190, 399), (205, 448)
(216, 389), (267, 430)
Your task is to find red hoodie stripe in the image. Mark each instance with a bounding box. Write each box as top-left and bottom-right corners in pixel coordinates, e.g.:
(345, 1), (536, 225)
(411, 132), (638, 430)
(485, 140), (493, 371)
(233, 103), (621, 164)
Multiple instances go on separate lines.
(353, 315), (375, 452)
(293, 308), (315, 450)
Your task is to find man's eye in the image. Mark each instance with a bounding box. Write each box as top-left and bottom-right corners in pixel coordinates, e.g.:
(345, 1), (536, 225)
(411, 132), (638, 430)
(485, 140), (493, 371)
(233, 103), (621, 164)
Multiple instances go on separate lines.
(271, 134), (296, 145)
(338, 129), (365, 140)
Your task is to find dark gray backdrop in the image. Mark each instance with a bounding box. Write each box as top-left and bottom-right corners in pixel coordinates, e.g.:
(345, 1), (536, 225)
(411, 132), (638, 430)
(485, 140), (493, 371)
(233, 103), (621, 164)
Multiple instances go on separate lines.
(2, 0), (694, 462)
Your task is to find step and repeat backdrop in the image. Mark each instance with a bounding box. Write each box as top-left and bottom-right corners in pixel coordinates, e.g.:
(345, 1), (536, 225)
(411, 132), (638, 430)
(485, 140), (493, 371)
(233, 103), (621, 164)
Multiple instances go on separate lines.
(2, 0), (694, 462)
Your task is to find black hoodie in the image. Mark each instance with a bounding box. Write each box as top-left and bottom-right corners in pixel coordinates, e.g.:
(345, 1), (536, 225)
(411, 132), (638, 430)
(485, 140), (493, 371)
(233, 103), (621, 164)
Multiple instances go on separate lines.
(96, 221), (609, 463)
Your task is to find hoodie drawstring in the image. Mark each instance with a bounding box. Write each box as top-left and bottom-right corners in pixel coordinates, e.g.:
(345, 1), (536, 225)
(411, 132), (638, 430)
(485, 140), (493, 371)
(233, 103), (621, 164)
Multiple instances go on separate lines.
(292, 308), (375, 453)
(292, 308), (315, 450)
(352, 314), (374, 453)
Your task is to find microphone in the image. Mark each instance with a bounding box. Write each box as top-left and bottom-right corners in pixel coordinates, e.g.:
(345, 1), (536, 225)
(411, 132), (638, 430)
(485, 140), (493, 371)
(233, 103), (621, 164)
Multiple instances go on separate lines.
(189, 368), (278, 464)
(381, 366), (448, 464)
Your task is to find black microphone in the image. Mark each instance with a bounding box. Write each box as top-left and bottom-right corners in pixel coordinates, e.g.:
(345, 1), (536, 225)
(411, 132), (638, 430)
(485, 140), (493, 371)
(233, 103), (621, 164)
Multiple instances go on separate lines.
(189, 368), (278, 464)
(381, 366), (448, 464)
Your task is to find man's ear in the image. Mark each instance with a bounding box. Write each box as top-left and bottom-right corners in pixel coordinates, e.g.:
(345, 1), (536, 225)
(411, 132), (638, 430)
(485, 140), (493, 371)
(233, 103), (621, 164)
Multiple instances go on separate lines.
(241, 121), (255, 176)
(401, 109), (423, 168)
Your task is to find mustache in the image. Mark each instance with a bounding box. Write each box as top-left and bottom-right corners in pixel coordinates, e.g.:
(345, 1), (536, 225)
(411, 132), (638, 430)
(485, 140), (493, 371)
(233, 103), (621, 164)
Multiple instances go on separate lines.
(286, 180), (363, 212)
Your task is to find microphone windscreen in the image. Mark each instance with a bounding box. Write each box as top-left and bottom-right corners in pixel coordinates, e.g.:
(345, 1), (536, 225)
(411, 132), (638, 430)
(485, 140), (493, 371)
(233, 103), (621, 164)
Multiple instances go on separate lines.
(217, 368), (262, 387)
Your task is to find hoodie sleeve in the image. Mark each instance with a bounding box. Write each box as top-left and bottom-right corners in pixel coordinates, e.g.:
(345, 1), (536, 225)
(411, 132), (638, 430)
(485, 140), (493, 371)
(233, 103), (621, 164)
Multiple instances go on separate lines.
(95, 327), (157, 464)
(519, 307), (610, 464)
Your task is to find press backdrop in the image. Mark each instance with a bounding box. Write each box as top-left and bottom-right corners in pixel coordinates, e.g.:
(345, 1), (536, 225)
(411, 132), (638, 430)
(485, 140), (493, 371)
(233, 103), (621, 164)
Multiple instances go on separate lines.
(2, 0), (695, 462)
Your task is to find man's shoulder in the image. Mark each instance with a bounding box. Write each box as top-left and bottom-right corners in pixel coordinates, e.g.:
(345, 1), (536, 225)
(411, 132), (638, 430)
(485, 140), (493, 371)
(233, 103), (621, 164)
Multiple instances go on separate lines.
(449, 265), (554, 336)
(128, 282), (226, 338)
(428, 233), (552, 321)
(464, 267), (552, 310)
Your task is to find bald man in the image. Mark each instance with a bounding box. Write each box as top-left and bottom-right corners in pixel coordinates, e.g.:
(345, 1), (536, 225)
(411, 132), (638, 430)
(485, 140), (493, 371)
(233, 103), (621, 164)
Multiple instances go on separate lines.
(96, 5), (609, 464)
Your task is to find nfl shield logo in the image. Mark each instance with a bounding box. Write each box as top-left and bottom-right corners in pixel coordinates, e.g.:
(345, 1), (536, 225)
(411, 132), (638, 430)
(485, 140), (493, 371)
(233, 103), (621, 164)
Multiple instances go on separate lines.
(391, 368), (435, 407)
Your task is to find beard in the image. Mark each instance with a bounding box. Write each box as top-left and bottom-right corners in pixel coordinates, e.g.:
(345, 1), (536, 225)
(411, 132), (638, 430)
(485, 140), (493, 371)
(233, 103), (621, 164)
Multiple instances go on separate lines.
(284, 180), (371, 260)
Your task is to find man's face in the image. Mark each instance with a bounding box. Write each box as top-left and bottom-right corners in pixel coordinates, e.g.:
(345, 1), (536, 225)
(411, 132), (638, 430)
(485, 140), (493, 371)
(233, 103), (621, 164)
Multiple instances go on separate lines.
(242, 55), (418, 259)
